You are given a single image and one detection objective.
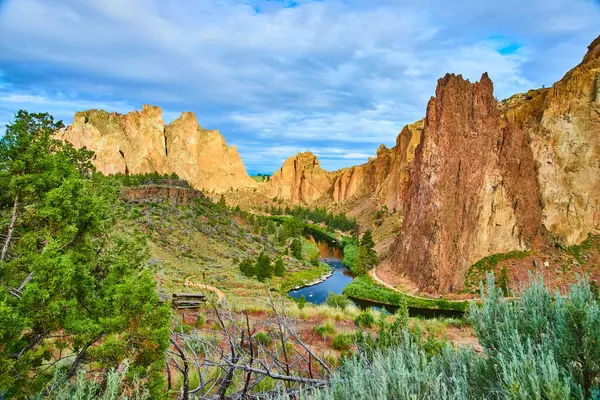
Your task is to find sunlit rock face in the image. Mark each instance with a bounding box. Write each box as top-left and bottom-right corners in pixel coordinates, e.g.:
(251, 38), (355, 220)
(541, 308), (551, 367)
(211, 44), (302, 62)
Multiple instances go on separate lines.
(269, 152), (333, 204)
(269, 120), (423, 209)
(389, 36), (600, 294)
(60, 105), (256, 193)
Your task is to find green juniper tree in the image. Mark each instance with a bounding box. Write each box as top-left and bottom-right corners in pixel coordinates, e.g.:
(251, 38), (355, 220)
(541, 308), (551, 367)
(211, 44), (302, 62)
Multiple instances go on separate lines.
(274, 257), (286, 277)
(239, 258), (256, 278)
(0, 111), (169, 398)
(255, 251), (273, 282)
(290, 238), (303, 260)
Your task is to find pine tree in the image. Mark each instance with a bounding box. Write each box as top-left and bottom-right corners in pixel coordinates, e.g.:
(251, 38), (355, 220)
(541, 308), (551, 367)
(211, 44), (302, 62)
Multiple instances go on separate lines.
(255, 252), (273, 282)
(274, 257), (286, 277)
(291, 238), (303, 260)
(239, 258), (255, 277)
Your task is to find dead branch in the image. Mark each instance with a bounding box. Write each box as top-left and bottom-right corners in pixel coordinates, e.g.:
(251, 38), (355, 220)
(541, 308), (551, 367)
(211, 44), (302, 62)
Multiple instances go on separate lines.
(1, 192), (19, 262)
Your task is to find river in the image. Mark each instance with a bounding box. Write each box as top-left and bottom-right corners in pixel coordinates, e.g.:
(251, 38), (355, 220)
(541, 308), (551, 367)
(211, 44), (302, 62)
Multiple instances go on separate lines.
(287, 232), (465, 318)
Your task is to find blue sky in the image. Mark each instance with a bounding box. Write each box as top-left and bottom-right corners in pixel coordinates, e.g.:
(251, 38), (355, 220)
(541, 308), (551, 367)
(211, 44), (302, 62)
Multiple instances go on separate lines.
(0, 0), (599, 174)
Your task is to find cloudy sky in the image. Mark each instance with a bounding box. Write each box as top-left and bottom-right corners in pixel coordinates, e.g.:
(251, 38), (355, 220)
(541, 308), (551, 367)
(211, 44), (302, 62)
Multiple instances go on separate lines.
(0, 0), (598, 173)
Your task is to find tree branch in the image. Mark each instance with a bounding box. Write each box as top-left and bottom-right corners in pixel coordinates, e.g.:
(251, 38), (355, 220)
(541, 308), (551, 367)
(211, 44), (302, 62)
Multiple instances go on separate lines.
(1, 192), (19, 262)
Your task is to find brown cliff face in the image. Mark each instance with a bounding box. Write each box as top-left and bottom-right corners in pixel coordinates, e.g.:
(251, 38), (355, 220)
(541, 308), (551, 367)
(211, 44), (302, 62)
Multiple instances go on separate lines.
(271, 121), (423, 209)
(269, 152), (333, 203)
(60, 105), (256, 193)
(389, 36), (600, 293)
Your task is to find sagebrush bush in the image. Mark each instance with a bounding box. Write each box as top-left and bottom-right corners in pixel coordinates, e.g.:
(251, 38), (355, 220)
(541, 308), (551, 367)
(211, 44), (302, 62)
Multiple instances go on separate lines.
(288, 274), (600, 400)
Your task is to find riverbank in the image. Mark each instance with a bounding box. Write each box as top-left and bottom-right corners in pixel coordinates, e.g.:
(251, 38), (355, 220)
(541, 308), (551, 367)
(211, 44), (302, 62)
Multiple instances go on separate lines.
(343, 275), (469, 312)
(279, 263), (332, 293)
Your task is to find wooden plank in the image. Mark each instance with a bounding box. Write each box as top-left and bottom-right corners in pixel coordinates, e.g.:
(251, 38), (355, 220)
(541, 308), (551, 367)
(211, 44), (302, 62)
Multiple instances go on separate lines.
(173, 293), (206, 299)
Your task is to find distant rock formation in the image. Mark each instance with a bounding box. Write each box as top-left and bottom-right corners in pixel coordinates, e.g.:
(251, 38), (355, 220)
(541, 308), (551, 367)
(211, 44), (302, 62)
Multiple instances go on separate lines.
(268, 120), (423, 210)
(60, 105), (256, 193)
(389, 36), (600, 293)
(269, 152), (333, 203)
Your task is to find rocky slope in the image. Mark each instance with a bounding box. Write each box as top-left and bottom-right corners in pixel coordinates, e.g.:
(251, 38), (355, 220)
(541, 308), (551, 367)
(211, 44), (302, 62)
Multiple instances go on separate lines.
(389, 37), (600, 293)
(60, 105), (256, 193)
(269, 119), (423, 211)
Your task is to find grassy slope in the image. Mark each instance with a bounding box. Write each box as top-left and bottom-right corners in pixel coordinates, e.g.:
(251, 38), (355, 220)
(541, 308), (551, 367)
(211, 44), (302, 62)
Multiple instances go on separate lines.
(120, 195), (331, 310)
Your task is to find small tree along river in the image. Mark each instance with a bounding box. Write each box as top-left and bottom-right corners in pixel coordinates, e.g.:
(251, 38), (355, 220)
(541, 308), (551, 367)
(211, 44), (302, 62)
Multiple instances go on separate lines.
(288, 227), (464, 318)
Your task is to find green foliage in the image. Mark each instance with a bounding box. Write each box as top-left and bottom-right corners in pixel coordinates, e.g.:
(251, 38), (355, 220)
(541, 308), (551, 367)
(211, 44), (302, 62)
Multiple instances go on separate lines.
(295, 275), (600, 400)
(310, 252), (320, 267)
(342, 231), (377, 275)
(282, 205), (357, 233)
(354, 310), (375, 329)
(41, 361), (149, 400)
(465, 250), (530, 289)
(565, 234), (600, 264)
(469, 274), (600, 398)
(331, 333), (354, 351)
(297, 294), (307, 309)
(111, 171), (181, 187)
(255, 251), (273, 282)
(344, 276), (468, 312)
(325, 292), (350, 309)
(290, 238), (303, 260)
(340, 239), (358, 270)
(253, 332), (273, 347)
(279, 263), (331, 293)
(274, 257), (286, 277)
(0, 111), (169, 398)
(314, 322), (336, 338)
(239, 258), (256, 278)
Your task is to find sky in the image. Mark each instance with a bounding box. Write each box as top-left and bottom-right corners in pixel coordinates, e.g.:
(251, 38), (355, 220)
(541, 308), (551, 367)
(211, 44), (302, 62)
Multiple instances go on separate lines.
(0, 0), (599, 174)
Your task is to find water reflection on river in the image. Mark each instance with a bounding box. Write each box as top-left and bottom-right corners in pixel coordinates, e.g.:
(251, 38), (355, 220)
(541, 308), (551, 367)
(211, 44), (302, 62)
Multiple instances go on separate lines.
(289, 235), (466, 318)
(288, 258), (353, 304)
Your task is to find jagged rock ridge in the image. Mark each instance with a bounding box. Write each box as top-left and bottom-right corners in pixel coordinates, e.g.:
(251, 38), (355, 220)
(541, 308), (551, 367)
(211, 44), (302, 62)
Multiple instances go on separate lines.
(389, 36), (600, 293)
(60, 105), (256, 193)
(268, 119), (424, 211)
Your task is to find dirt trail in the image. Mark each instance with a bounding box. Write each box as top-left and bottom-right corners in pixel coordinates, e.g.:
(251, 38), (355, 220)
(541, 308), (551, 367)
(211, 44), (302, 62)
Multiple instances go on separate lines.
(184, 276), (226, 301)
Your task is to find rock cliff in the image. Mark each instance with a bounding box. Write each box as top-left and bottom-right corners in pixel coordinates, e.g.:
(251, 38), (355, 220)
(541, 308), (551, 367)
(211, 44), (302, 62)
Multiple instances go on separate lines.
(60, 105), (256, 193)
(269, 152), (333, 203)
(269, 120), (423, 209)
(389, 36), (600, 293)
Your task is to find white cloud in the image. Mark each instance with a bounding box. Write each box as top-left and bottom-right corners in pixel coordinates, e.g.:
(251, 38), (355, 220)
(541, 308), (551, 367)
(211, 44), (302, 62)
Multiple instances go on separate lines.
(0, 0), (598, 172)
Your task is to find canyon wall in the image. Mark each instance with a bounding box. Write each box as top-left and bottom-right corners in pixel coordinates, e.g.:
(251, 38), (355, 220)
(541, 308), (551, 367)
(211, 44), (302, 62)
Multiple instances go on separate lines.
(60, 105), (256, 193)
(269, 152), (333, 203)
(269, 120), (423, 210)
(389, 36), (600, 293)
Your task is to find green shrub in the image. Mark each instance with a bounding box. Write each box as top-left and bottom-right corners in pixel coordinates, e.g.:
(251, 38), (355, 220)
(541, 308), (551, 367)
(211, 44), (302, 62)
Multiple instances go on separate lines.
(354, 310), (375, 328)
(253, 332), (273, 347)
(332, 333), (354, 351)
(295, 275), (600, 400)
(325, 292), (350, 309)
(314, 322), (336, 338)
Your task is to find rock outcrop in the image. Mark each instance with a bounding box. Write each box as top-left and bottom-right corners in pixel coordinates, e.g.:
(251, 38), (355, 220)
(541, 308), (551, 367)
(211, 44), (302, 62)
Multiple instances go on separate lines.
(60, 105), (256, 193)
(269, 152), (333, 203)
(389, 36), (600, 293)
(269, 120), (423, 209)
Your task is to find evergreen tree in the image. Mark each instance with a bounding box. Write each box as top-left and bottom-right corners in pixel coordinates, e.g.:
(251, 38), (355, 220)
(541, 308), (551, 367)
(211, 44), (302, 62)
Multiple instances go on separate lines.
(218, 193), (226, 208)
(239, 258), (255, 278)
(274, 257), (286, 277)
(255, 252), (273, 282)
(290, 238), (303, 260)
(310, 252), (321, 267)
(0, 111), (169, 397)
(361, 230), (375, 249)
